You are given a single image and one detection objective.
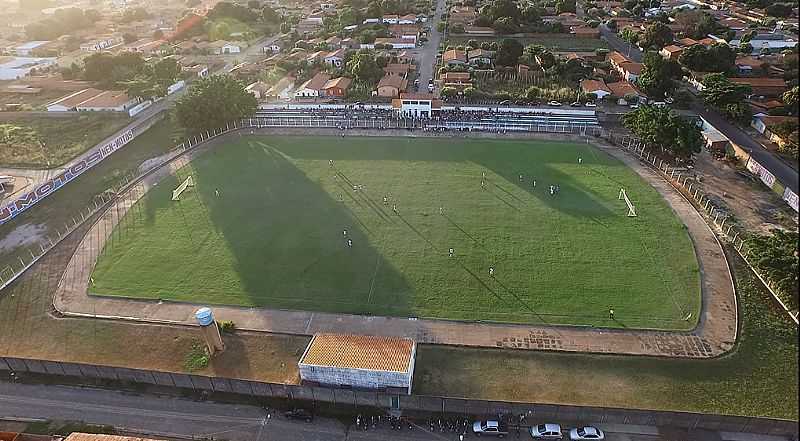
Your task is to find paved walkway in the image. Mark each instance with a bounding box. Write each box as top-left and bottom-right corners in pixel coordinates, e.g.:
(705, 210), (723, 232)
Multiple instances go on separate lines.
(53, 131), (738, 358)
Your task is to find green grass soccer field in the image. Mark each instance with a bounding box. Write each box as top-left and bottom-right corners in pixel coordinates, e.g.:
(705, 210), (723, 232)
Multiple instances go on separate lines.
(91, 136), (701, 330)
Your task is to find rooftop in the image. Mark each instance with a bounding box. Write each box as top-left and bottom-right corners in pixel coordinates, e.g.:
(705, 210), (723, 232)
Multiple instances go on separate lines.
(300, 334), (415, 372)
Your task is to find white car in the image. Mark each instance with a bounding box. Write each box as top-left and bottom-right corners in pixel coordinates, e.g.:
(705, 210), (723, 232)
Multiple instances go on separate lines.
(569, 426), (604, 440)
(547, 101), (562, 106)
(530, 423), (563, 439)
(585, 102), (597, 107)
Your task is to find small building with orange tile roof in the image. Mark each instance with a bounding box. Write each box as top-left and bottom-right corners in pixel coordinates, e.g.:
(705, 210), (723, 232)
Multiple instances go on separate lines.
(299, 333), (416, 393)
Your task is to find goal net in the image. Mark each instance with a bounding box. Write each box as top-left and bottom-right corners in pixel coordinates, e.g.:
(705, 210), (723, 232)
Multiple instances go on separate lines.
(618, 188), (637, 217)
(172, 175), (195, 201)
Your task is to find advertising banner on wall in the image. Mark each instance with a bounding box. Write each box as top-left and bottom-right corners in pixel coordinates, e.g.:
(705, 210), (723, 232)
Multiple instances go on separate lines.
(0, 129), (135, 225)
(746, 158), (777, 188)
(783, 187), (799, 212)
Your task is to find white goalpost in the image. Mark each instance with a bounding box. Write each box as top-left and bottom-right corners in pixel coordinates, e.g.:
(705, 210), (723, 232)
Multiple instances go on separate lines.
(619, 188), (637, 217)
(172, 175), (195, 201)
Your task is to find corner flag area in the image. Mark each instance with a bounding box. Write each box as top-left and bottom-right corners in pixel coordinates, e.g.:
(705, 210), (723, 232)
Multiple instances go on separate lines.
(90, 136), (701, 330)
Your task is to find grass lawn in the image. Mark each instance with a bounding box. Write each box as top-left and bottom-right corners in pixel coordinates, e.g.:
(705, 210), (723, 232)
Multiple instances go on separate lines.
(413, 253), (799, 420)
(448, 36), (608, 51)
(91, 136), (700, 330)
(0, 115), (184, 270)
(0, 114), (131, 168)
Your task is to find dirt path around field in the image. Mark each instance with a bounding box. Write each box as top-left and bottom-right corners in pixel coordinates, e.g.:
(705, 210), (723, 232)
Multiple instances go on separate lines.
(52, 129), (738, 358)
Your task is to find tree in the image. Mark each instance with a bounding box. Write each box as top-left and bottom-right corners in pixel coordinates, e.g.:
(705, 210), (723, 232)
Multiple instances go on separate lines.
(83, 52), (148, 87)
(765, 3), (793, 17)
(620, 27), (639, 45)
(679, 43), (735, 73)
(783, 86), (798, 108)
(262, 5), (280, 23)
(745, 229), (799, 311)
(153, 29), (165, 40)
(484, 0), (520, 22)
(673, 10), (719, 40)
(120, 7), (152, 23)
(555, 0), (577, 14)
(700, 73), (751, 108)
(493, 17), (518, 34)
(208, 2), (257, 22)
(495, 38), (523, 66)
(175, 76), (257, 132)
(637, 51), (682, 98)
(123, 33), (138, 44)
(153, 58), (181, 84)
(346, 51), (382, 83)
(622, 105), (703, 159)
(739, 42), (753, 54)
(639, 22), (673, 50)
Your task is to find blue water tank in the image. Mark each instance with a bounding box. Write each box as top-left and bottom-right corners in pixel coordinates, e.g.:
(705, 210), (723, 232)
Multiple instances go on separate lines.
(195, 307), (215, 326)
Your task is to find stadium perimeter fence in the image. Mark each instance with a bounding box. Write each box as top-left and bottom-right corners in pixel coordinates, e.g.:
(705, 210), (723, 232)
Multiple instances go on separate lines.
(607, 132), (799, 325)
(0, 116), (603, 294)
(0, 355), (797, 438)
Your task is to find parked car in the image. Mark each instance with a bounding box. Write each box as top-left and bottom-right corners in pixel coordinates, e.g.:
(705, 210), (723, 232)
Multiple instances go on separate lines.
(283, 408), (313, 422)
(629, 103), (639, 109)
(570, 101), (581, 107)
(585, 102), (597, 107)
(530, 423), (563, 439)
(547, 101), (562, 106)
(414, 79), (420, 86)
(569, 426), (604, 440)
(473, 420), (509, 437)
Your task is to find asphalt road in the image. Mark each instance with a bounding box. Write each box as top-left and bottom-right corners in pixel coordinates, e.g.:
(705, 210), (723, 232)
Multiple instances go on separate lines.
(2, 382), (790, 441)
(416, 0), (447, 92)
(599, 24), (642, 62)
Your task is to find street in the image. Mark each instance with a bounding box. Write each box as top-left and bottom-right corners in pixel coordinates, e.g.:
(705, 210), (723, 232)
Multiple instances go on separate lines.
(0, 382), (789, 441)
(416, 0), (447, 91)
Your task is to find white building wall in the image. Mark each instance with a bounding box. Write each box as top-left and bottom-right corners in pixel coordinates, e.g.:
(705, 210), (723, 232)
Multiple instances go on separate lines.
(299, 364), (412, 392)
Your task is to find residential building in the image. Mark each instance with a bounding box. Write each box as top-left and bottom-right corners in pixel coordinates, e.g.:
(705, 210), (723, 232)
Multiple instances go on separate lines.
(377, 74), (408, 97)
(463, 26), (495, 35)
(324, 48), (347, 67)
(442, 49), (467, 66)
(441, 71), (472, 89)
(572, 26), (600, 38)
(382, 14), (400, 24)
(607, 81), (646, 103)
(297, 18), (324, 35)
(467, 48), (493, 65)
(580, 79), (612, 99)
(79, 35), (122, 52)
(321, 76), (352, 97)
(266, 76), (296, 101)
(730, 77), (788, 97)
(208, 41), (241, 54)
(13, 41), (49, 56)
(75, 90), (138, 112)
(399, 14), (418, 24)
(246, 81), (271, 100)
(294, 72), (332, 98)
(0, 57), (57, 80)
(728, 33), (799, 51)
(660, 44), (684, 60)
(373, 38), (416, 49)
(383, 63), (412, 77)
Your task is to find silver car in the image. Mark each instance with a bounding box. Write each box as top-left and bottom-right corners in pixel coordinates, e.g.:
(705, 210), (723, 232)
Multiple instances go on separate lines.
(569, 426), (605, 440)
(530, 423), (563, 439)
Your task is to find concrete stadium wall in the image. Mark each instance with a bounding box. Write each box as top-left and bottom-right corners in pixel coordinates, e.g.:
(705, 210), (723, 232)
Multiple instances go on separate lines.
(0, 356), (796, 437)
